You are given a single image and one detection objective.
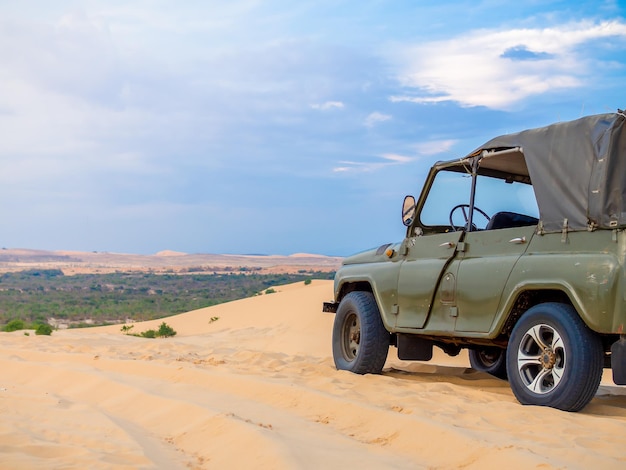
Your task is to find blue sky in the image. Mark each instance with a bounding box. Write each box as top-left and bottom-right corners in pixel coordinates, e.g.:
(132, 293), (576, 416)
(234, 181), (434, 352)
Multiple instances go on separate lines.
(0, 0), (625, 256)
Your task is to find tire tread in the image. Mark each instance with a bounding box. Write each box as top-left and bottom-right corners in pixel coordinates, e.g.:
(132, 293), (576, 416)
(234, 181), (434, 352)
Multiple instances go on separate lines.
(507, 302), (603, 412)
(332, 291), (389, 374)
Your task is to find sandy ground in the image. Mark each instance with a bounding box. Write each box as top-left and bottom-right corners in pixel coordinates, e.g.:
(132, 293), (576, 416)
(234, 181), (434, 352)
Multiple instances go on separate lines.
(1, 280), (625, 469)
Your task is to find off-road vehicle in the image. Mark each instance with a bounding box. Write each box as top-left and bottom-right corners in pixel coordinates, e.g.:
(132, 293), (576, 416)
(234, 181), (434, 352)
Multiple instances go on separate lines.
(324, 110), (626, 411)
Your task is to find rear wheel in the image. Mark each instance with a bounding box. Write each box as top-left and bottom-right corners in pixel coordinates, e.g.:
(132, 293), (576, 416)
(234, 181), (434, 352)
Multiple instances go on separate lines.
(506, 302), (603, 411)
(332, 291), (389, 374)
(469, 347), (508, 380)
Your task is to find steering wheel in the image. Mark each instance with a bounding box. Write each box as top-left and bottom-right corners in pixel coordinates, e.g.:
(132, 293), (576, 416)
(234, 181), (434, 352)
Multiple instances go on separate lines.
(449, 204), (490, 231)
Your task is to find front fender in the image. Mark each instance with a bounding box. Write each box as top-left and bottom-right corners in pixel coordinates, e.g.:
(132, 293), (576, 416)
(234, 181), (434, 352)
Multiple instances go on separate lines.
(333, 261), (401, 332)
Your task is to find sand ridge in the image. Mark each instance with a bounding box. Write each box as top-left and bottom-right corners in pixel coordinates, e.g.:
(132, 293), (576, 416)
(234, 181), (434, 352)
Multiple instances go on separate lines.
(1, 280), (625, 469)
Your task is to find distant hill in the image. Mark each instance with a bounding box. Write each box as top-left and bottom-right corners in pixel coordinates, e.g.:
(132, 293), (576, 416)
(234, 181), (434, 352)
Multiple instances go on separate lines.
(0, 248), (343, 275)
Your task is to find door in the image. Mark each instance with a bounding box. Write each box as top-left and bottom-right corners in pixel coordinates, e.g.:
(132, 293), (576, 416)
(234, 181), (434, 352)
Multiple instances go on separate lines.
(453, 225), (536, 332)
(395, 230), (463, 329)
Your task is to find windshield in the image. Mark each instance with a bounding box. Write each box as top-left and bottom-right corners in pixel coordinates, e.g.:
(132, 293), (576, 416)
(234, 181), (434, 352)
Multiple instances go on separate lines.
(420, 168), (539, 230)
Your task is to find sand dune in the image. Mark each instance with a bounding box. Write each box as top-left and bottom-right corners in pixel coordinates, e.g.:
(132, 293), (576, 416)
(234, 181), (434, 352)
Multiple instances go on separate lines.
(0, 248), (342, 275)
(1, 280), (625, 469)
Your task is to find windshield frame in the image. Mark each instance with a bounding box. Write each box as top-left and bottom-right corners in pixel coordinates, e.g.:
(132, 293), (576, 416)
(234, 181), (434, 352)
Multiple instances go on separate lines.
(409, 152), (538, 237)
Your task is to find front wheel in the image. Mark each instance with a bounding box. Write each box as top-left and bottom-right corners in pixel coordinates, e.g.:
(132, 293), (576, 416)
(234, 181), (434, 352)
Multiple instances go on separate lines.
(506, 302), (603, 411)
(332, 291), (390, 374)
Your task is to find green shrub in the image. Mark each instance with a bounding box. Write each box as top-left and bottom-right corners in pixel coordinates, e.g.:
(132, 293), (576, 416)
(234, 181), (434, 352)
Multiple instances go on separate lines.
(35, 323), (53, 335)
(131, 322), (176, 339)
(304, 278), (312, 285)
(265, 288), (276, 294)
(4, 319), (25, 332)
(157, 322), (177, 338)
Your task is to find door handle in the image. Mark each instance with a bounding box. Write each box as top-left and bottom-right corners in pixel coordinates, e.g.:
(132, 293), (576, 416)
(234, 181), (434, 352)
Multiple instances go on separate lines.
(439, 241), (456, 248)
(509, 237), (526, 244)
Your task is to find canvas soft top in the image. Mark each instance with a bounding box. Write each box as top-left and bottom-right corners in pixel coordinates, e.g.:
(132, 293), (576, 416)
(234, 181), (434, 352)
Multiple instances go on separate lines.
(467, 109), (626, 232)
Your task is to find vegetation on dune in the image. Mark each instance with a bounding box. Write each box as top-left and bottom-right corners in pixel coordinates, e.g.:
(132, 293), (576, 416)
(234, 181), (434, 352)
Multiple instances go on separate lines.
(120, 322), (177, 338)
(0, 269), (333, 329)
(35, 323), (53, 335)
(3, 318), (26, 332)
(2, 317), (53, 335)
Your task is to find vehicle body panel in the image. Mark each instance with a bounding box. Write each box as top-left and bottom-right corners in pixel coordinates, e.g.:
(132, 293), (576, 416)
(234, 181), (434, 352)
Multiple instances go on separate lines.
(395, 231), (462, 329)
(495, 229), (626, 334)
(454, 225), (536, 333)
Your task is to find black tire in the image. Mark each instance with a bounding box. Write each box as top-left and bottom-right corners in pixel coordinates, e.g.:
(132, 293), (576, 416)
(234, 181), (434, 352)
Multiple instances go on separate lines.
(469, 347), (508, 380)
(332, 291), (390, 374)
(506, 302), (603, 412)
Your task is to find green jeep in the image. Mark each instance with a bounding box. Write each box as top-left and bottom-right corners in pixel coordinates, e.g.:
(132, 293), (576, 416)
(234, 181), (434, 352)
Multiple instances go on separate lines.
(323, 110), (626, 411)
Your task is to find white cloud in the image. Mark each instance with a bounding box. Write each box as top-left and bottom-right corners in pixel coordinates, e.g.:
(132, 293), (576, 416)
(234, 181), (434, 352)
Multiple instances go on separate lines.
(364, 111), (392, 127)
(415, 139), (456, 156)
(332, 166), (351, 173)
(333, 153), (414, 173)
(391, 20), (626, 110)
(311, 101), (345, 110)
(332, 143), (457, 173)
(380, 153), (412, 163)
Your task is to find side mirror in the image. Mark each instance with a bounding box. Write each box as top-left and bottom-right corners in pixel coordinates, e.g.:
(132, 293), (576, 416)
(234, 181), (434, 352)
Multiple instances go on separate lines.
(402, 195), (416, 227)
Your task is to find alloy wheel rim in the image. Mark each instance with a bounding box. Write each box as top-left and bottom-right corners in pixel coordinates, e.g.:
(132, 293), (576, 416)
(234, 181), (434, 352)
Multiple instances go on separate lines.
(517, 323), (566, 394)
